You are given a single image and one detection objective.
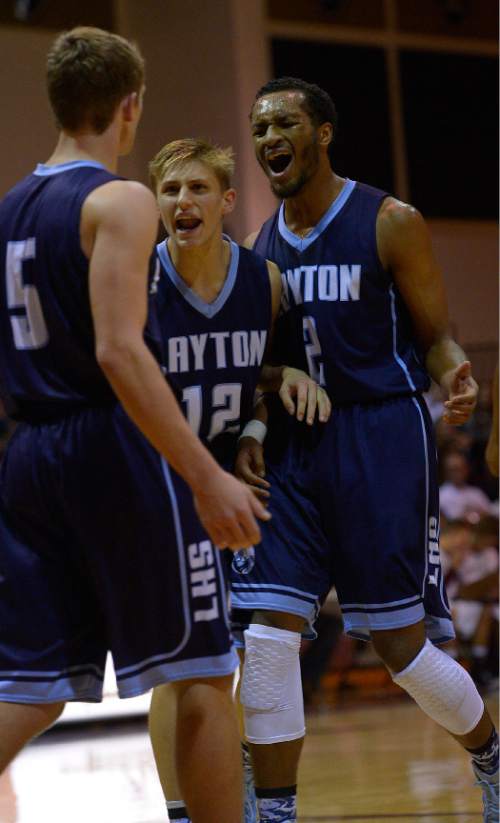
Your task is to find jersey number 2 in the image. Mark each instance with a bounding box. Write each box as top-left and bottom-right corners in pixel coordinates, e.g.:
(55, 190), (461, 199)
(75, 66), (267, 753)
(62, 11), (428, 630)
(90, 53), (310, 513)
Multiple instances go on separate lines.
(6, 239), (49, 350)
(183, 383), (242, 441)
(303, 316), (325, 386)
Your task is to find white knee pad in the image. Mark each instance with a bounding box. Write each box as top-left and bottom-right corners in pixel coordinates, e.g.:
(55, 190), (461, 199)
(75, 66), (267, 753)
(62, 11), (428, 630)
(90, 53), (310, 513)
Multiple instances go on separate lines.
(392, 639), (484, 736)
(240, 623), (305, 745)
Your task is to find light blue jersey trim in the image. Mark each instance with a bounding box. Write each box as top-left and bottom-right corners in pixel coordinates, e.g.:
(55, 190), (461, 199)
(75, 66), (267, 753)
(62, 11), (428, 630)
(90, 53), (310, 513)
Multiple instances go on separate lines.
(340, 594), (422, 611)
(411, 398), (452, 617)
(230, 592), (319, 643)
(34, 160), (107, 176)
(156, 235), (239, 318)
(0, 661), (104, 678)
(215, 548), (232, 632)
(231, 590), (318, 622)
(117, 650), (239, 698)
(0, 672), (104, 704)
(278, 178), (356, 252)
(389, 284), (417, 391)
(343, 605), (454, 645)
(0, 650), (240, 702)
(231, 580), (318, 603)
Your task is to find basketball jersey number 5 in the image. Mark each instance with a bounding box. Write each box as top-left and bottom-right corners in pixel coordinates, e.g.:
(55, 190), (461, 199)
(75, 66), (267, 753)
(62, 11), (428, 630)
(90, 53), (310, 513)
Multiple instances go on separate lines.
(303, 316), (325, 386)
(5, 239), (49, 350)
(182, 383), (242, 441)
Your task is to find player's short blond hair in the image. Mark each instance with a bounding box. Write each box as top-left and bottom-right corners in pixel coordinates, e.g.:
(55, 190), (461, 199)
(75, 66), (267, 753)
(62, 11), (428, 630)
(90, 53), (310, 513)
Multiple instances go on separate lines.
(47, 26), (145, 134)
(149, 138), (235, 193)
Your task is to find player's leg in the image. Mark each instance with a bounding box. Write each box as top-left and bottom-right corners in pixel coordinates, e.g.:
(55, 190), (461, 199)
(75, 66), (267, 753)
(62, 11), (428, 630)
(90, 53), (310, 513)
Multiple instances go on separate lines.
(149, 675), (243, 823)
(234, 648), (258, 823)
(84, 407), (243, 822)
(231, 423), (330, 822)
(173, 674), (242, 823)
(330, 396), (498, 818)
(149, 652), (255, 823)
(240, 610), (306, 823)
(149, 684), (190, 822)
(0, 701), (65, 773)
(371, 621), (498, 818)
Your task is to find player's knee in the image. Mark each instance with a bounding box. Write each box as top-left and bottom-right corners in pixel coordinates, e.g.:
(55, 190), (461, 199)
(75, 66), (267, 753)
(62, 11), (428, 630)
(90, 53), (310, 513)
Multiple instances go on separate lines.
(2, 700), (66, 738)
(240, 623), (305, 745)
(391, 639), (484, 736)
(371, 621), (426, 671)
(173, 673), (234, 702)
(46, 701), (65, 723)
(253, 609), (306, 634)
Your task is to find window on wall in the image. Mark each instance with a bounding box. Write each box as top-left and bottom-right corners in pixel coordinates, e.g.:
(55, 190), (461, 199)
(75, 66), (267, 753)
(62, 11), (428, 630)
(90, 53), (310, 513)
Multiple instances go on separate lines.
(396, 0), (498, 40)
(271, 39), (394, 193)
(400, 51), (498, 218)
(267, 0), (385, 28)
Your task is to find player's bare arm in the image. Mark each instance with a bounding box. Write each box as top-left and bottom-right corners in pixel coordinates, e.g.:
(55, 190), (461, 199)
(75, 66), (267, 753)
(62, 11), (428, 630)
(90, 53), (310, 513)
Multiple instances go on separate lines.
(84, 180), (269, 549)
(235, 394), (271, 500)
(377, 198), (478, 426)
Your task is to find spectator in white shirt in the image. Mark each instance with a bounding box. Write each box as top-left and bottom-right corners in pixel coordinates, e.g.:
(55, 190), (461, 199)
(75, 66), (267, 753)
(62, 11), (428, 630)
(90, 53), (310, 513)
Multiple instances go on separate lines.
(440, 450), (492, 521)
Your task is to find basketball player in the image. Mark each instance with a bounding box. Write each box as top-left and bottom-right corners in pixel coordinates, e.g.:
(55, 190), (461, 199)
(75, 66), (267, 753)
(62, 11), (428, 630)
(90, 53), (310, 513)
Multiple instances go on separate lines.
(146, 137), (331, 823)
(231, 78), (498, 822)
(0, 28), (271, 823)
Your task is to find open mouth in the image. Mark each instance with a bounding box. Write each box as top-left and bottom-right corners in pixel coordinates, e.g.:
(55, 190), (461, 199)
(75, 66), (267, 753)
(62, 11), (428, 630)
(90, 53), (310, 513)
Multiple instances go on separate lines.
(175, 216), (202, 232)
(266, 152), (293, 175)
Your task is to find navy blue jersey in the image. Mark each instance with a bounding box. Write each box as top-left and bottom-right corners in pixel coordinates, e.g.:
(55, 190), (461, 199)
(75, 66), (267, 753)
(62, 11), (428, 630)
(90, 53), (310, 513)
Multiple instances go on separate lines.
(155, 238), (271, 461)
(255, 180), (430, 405)
(0, 161), (161, 422)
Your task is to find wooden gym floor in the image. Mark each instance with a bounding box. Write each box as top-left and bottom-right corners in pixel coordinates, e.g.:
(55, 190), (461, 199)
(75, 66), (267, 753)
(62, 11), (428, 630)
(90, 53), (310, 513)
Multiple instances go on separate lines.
(0, 692), (497, 822)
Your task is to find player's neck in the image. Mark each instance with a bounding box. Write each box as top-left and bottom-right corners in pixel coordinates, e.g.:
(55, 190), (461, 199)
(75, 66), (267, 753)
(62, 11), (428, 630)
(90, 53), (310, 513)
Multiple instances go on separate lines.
(283, 170), (345, 237)
(44, 131), (120, 174)
(168, 234), (231, 303)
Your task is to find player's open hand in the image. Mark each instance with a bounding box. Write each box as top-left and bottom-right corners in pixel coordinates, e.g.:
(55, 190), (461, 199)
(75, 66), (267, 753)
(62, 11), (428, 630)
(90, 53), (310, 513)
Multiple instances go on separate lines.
(235, 437), (270, 501)
(279, 367), (331, 425)
(194, 467), (270, 551)
(441, 361), (478, 426)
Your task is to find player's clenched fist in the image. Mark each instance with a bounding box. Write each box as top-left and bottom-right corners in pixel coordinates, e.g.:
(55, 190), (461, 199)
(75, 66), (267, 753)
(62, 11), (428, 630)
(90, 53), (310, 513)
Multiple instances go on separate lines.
(194, 468), (271, 551)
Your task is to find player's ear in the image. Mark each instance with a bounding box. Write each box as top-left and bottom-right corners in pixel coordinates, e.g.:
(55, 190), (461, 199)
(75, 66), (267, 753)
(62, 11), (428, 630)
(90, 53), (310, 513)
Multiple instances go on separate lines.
(318, 122), (333, 150)
(221, 188), (236, 216)
(122, 92), (139, 122)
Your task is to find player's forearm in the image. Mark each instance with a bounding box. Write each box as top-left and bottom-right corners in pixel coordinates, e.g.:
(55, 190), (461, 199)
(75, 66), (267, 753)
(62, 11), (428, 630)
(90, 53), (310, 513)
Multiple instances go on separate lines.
(252, 394), (269, 425)
(97, 340), (220, 491)
(258, 364), (284, 393)
(425, 336), (468, 386)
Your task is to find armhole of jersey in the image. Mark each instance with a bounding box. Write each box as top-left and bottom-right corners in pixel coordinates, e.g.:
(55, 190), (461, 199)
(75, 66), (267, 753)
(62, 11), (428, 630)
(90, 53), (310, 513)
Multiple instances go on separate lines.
(253, 211), (278, 256)
(264, 257), (274, 333)
(74, 172), (119, 267)
(374, 194), (392, 284)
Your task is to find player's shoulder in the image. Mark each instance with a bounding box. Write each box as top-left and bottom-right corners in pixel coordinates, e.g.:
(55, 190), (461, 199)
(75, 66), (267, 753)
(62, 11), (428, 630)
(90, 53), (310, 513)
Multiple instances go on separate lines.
(243, 230), (259, 250)
(84, 179), (157, 226)
(87, 179), (156, 211)
(376, 197), (433, 268)
(378, 196), (425, 231)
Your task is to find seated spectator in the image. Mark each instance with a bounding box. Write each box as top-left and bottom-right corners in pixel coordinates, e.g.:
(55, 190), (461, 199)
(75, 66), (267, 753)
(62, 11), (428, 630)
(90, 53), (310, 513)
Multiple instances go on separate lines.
(441, 517), (499, 691)
(440, 450), (493, 521)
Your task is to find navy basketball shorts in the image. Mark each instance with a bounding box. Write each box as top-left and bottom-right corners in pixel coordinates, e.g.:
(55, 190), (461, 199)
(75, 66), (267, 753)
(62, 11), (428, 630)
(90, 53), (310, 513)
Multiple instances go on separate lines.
(230, 394), (454, 645)
(0, 404), (237, 704)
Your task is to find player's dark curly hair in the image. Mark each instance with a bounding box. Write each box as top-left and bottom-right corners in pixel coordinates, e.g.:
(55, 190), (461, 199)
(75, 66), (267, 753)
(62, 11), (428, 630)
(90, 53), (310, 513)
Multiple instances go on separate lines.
(253, 77), (338, 165)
